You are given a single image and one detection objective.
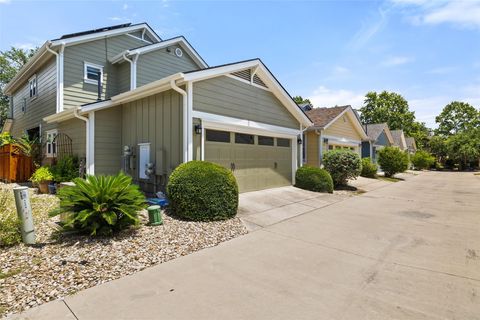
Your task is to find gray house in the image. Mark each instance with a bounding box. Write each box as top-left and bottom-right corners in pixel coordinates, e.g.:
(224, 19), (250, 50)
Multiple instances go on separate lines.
(361, 123), (394, 162)
(4, 23), (312, 193)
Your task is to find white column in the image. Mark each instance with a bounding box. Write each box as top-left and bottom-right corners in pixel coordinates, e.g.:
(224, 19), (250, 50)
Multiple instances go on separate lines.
(318, 132), (323, 167)
(200, 121), (205, 161)
(187, 82), (193, 161)
(130, 54), (138, 90)
(292, 137), (298, 184)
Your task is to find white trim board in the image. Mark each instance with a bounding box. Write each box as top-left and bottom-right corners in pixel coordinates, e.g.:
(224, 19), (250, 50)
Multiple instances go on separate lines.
(194, 110), (301, 138)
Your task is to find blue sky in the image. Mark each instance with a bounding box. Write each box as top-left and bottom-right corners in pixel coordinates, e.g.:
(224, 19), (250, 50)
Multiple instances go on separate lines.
(1, 0), (479, 128)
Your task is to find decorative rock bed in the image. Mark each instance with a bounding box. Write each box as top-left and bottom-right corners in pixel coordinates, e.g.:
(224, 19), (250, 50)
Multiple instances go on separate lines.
(0, 184), (247, 318)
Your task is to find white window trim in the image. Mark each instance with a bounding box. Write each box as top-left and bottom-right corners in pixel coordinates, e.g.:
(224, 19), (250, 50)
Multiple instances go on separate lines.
(29, 75), (37, 100)
(84, 62), (104, 85)
(45, 129), (58, 158)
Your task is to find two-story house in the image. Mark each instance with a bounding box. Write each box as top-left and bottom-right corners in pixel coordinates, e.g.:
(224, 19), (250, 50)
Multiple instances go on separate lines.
(4, 23), (312, 193)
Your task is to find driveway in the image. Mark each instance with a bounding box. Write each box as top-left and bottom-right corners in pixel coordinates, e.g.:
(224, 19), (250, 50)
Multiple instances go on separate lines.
(11, 171), (480, 319)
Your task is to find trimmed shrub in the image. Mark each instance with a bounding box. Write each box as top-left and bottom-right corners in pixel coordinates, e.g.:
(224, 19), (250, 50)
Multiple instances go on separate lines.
(411, 151), (435, 170)
(50, 172), (145, 236)
(323, 149), (362, 186)
(295, 166), (333, 193)
(377, 147), (409, 177)
(361, 157), (378, 178)
(0, 189), (21, 246)
(167, 161), (238, 221)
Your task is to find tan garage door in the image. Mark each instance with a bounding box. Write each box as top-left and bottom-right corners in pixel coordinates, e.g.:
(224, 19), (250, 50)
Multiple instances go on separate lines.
(205, 129), (292, 193)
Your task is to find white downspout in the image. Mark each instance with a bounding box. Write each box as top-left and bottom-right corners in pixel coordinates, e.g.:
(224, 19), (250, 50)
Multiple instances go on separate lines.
(186, 82), (193, 161)
(170, 79), (188, 163)
(74, 108), (93, 175)
(123, 52), (138, 90)
(46, 42), (65, 113)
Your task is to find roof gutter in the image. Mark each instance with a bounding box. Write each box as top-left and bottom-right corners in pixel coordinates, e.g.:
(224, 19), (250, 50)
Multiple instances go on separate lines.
(170, 79), (188, 163)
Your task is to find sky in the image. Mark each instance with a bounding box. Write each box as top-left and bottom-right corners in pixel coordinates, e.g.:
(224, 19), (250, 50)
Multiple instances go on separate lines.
(1, 0), (479, 128)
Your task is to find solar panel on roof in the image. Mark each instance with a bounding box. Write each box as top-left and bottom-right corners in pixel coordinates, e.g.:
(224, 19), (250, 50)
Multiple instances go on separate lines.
(60, 23), (132, 39)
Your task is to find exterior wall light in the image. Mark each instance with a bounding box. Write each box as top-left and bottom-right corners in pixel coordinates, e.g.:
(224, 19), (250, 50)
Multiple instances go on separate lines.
(194, 124), (202, 134)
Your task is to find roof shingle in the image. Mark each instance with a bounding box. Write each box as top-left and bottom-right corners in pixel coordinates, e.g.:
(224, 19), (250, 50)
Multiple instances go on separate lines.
(306, 105), (349, 128)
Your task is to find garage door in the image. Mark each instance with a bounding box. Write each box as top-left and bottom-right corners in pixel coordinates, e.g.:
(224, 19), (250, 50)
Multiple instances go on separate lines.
(205, 129), (292, 192)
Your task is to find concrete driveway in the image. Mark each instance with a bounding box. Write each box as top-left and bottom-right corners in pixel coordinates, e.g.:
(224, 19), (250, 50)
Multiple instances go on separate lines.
(12, 171), (480, 319)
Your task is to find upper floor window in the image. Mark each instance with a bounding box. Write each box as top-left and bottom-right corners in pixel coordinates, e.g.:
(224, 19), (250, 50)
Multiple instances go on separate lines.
(84, 62), (103, 85)
(29, 75), (37, 99)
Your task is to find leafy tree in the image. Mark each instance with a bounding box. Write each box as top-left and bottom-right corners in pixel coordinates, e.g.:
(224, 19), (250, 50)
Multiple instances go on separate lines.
(435, 101), (480, 136)
(411, 150), (435, 170)
(428, 135), (448, 163)
(0, 47), (37, 128)
(359, 91), (416, 133)
(408, 121), (431, 150)
(446, 128), (480, 170)
(293, 96), (312, 106)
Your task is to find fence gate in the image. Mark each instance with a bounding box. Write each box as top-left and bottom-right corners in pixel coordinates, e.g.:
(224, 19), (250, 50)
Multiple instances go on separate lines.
(0, 144), (34, 183)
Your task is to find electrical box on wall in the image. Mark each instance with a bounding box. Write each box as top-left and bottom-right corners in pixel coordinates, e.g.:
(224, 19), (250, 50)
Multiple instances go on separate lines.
(155, 149), (165, 175)
(138, 143), (150, 180)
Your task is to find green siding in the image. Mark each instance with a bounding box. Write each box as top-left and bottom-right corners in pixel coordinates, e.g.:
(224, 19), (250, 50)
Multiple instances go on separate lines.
(57, 118), (86, 158)
(116, 62), (131, 93)
(63, 34), (145, 109)
(95, 108), (122, 175)
(10, 56), (57, 138)
(136, 45), (200, 87)
(121, 89), (183, 191)
(193, 76), (299, 129)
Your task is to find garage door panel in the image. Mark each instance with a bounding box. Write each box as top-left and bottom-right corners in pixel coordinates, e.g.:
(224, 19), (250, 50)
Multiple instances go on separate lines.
(205, 130), (293, 193)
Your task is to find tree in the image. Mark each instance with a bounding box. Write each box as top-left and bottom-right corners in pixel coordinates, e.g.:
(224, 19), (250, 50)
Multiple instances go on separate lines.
(428, 135), (448, 163)
(408, 121), (431, 150)
(359, 91), (416, 133)
(0, 47), (37, 128)
(435, 101), (480, 136)
(377, 146), (409, 177)
(293, 96), (312, 106)
(446, 128), (480, 170)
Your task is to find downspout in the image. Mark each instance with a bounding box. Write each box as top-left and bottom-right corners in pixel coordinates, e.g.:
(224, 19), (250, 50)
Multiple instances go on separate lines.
(46, 42), (65, 113)
(170, 79), (188, 163)
(74, 108), (93, 175)
(316, 129), (323, 167)
(123, 52), (138, 90)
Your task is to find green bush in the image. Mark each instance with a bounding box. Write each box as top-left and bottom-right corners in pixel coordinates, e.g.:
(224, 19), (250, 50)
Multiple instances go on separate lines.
(0, 189), (21, 246)
(30, 166), (53, 184)
(295, 166), (333, 193)
(50, 172), (145, 236)
(167, 161), (238, 221)
(323, 149), (362, 186)
(411, 151), (435, 170)
(51, 156), (79, 182)
(361, 157), (378, 178)
(0, 132), (15, 146)
(377, 147), (409, 177)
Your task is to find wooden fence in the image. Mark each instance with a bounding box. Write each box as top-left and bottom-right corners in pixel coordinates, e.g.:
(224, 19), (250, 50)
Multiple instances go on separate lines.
(0, 144), (34, 183)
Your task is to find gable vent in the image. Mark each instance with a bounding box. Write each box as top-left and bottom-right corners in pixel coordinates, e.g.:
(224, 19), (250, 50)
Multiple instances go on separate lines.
(231, 69), (268, 89)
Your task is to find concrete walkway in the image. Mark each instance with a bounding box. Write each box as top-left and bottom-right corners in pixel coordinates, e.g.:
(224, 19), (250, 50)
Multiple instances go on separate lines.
(12, 171), (480, 319)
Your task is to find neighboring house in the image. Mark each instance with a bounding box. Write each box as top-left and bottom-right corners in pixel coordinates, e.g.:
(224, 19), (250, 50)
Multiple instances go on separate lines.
(405, 137), (417, 154)
(298, 102), (312, 112)
(361, 123), (394, 162)
(304, 105), (368, 167)
(390, 129), (408, 151)
(4, 23), (312, 193)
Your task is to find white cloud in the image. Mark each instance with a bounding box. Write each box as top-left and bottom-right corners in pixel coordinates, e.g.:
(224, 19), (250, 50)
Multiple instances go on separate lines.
(394, 0), (480, 29)
(122, 3), (129, 10)
(308, 86), (365, 108)
(381, 56), (413, 66)
(349, 8), (389, 50)
(0, 0), (11, 4)
(108, 16), (130, 22)
(13, 42), (38, 50)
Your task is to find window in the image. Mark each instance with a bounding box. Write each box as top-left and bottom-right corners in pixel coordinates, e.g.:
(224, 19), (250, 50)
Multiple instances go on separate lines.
(21, 98), (27, 113)
(45, 129), (57, 158)
(235, 133), (254, 144)
(258, 136), (274, 146)
(29, 75), (37, 99)
(277, 138), (290, 147)
(206, 129), (230, 143)
(328, 145), (334, 150)
(84, 62), (103, 85)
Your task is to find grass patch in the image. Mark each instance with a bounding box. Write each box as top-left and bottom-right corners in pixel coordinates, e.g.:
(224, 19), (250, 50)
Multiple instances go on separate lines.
(0, 268), (23, 280)
(378, 176), (404, 183)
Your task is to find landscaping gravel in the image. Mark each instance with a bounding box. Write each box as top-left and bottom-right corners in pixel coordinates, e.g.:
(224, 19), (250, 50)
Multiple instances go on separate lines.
(0, 184), (247, 318)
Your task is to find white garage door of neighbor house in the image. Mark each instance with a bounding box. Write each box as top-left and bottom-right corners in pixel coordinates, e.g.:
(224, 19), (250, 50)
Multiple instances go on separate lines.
(204, 129), (292, 193)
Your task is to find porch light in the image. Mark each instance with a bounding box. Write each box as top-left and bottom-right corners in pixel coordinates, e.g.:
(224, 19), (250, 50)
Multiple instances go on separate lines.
(297, 137), (303, 145)
(194, 124), (202, 134)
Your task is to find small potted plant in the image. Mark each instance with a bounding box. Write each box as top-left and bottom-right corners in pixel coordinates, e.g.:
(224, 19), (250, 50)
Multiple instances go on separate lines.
(30, 166), (53, 194)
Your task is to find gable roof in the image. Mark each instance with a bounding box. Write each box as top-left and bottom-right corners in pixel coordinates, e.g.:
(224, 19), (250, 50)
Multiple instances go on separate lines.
(365, 123), (395, 144)
(110, 36), (208, 69)
(306, 106), (349, 128)
(391, 129), (407, 149)
(405, 137), (417, 150)
(63, 59), (312, 128)
(4, 22), (161, 95)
